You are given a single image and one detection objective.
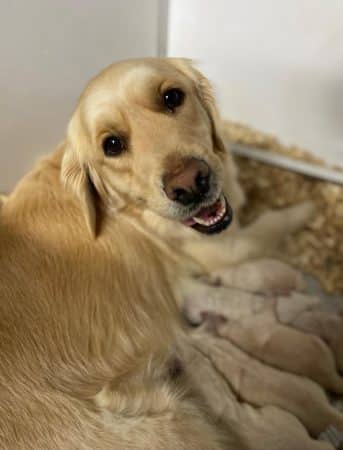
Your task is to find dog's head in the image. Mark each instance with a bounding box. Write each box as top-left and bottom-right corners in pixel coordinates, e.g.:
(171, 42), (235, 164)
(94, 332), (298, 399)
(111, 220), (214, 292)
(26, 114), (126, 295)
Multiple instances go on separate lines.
(62, 58), (233, 236)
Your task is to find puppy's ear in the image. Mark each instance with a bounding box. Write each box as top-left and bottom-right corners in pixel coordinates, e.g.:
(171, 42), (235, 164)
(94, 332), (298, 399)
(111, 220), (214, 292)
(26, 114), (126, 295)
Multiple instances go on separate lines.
(61, 145), (100, 237)
(169, 58), (226, 154)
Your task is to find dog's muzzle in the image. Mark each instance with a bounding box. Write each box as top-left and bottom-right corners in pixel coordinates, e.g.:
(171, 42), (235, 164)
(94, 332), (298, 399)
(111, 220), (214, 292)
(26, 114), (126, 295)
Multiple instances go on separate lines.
(182, 193), (233, 235)
(163, 156), (233, 235)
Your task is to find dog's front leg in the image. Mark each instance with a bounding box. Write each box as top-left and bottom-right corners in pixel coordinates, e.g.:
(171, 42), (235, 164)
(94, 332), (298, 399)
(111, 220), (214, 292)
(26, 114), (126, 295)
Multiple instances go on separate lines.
(181, 231), (277, 271)
(181, 202), (314, 272)
(239, 201), (315, 254)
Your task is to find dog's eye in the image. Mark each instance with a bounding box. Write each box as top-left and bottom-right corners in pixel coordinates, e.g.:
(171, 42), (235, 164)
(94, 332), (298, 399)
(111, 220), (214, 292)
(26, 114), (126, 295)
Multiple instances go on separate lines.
(163, 88), (185, 111)
(102, 135), (125, 156)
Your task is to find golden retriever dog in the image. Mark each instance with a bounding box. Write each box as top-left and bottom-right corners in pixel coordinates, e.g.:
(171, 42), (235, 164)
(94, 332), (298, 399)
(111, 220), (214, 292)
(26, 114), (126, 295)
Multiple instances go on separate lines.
(0, 58), (317, 450)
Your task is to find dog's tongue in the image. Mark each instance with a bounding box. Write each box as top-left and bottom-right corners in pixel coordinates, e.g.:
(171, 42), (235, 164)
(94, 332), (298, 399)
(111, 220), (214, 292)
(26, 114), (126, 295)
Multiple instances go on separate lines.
(182, 198), (222, 227)
(196, 198), (221, 219)
(183, 217), (197, 226)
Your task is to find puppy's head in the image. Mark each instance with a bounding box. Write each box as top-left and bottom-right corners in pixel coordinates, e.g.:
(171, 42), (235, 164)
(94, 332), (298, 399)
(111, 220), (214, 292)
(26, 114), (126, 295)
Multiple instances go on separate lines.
(62, 58), (233, 236)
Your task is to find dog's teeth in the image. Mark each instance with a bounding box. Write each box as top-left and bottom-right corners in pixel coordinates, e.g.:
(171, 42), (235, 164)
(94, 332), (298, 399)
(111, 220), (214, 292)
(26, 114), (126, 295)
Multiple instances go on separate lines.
(193, 211), (223, 227)
(191, 194), (227, 227)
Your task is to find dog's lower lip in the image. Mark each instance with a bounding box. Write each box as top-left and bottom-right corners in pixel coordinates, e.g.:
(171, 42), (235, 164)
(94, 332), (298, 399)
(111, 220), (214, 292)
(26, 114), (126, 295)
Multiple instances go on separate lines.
(181, 194), (233, 235)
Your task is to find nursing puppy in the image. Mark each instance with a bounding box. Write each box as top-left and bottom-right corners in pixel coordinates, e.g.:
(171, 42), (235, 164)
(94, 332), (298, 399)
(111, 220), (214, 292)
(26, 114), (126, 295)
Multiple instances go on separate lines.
(0, 58), (312, 449)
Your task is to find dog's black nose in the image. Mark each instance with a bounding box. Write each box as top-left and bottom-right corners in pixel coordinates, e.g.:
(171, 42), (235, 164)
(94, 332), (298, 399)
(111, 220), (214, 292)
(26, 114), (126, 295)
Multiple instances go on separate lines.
(164, 158), (211, 206)
(173, 187), (204, 206)
(195, 171), (210, 196)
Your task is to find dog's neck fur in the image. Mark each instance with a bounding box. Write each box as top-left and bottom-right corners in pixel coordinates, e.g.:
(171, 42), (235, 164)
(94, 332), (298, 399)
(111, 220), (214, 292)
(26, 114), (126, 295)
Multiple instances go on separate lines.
(0, 148), (182, 402)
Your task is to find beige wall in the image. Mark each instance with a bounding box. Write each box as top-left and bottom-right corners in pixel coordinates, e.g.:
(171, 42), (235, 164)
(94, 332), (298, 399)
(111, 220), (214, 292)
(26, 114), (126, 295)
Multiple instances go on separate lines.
(0, 0), (160, 191)
(169, 0), (343, 166)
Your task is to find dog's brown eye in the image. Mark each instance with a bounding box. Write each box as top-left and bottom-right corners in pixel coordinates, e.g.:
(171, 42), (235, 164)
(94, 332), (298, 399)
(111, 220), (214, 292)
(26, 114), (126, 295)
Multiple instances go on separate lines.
(163, 88), (185, 111)
(102, 135), (125, 156)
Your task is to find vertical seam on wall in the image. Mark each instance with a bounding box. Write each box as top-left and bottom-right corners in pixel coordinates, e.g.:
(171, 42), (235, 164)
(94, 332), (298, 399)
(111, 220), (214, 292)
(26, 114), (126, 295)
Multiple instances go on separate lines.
(157, 0), (169, 57)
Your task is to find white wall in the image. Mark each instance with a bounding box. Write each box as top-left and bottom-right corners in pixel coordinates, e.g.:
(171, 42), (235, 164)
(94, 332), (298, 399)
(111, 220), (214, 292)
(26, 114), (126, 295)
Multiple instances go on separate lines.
(168, 0), (343, 165)
(0, 0), (160, 191)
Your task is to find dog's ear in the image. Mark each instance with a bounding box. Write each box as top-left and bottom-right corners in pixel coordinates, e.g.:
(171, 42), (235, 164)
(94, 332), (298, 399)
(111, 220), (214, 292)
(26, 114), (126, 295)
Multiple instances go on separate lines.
(61, 111), (106, 237)
(169, 58), (226, 155)
(61, 146), (100, 237)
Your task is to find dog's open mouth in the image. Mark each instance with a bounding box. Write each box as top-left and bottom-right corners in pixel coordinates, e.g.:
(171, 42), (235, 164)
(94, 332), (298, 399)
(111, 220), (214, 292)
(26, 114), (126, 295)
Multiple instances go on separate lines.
(182, 194), (233, 235)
